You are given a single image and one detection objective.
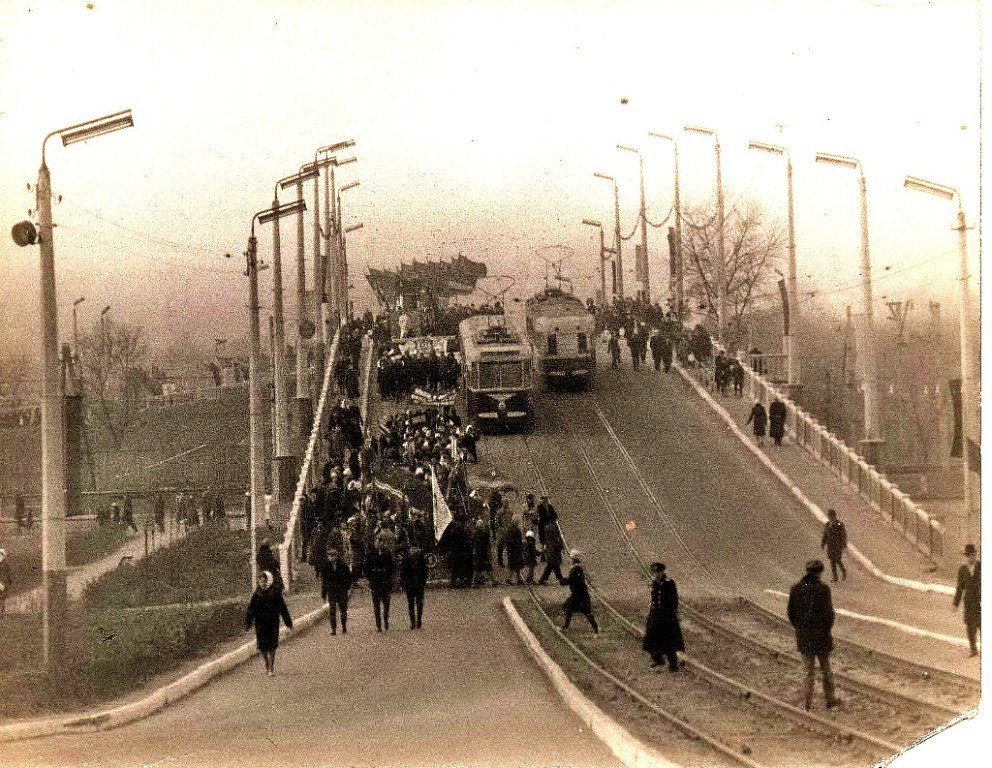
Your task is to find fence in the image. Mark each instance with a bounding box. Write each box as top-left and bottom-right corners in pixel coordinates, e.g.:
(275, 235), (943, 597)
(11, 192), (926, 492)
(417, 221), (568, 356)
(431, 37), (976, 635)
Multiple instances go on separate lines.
(278, 330), (341, 589)
(692, 350), (944, 559)
(141, 381), (249, 411)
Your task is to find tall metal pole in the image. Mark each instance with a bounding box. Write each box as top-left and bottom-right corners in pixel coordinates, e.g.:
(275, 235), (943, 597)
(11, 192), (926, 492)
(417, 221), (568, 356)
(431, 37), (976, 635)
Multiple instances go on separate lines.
(599, 227), (607, 307)
(955, 204), (977, 521)
(325, 165), (336, 336)
(294, 177), (312, 437)
(36, 159), (68, 674)
(311, 166), (325, 390)
(613, 181), (624, 301)
(269, 190), (289, 465)
(715, 139), (727, 343)
(246, 228), (263, 591)
(637, 153), (649, 302)
(672, 144), (683, 318)
(786, 156), (799, 386)
(857, 171), (882, 448)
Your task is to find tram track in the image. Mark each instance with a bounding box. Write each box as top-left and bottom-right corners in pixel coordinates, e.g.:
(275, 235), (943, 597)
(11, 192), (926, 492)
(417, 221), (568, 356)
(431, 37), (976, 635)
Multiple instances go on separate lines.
(488, 404), (966, 762)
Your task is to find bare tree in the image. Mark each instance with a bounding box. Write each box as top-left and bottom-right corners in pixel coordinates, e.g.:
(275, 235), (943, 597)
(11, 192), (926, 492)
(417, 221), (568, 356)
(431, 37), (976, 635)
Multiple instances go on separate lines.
(78, 317), (155, 444)
(681, 197), (785, 343)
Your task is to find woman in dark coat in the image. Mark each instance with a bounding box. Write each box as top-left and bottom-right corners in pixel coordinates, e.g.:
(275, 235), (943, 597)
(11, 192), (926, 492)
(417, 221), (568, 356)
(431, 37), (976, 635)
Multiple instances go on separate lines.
(746, 399), (768, 446)
(643, 563), (685, 672)
(505, 516), (525, 585)
(245, 570), (293, 676)
(562, 550), (598, 633)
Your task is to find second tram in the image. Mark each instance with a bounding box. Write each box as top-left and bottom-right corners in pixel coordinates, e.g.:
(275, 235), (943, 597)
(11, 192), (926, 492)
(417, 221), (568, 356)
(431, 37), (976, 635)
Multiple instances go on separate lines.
(524, 288), (596, 389)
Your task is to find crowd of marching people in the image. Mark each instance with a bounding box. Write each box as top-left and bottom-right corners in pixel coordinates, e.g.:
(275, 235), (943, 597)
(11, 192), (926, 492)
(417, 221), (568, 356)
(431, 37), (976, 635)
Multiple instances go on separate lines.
(376, 347), (461, 400)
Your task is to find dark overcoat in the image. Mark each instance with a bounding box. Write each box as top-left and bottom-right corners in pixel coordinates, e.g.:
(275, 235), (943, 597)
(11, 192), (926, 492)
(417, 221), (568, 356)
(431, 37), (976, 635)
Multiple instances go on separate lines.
(768, 400), (787, 440)
(747, 403), (768, 437)
(643, 577), (685, 653)
(366, 548), (394, 595)
(787, 574), (834, 655)
(954, 562), (981, 626)
(245, 586), (293, 652)
(505, 524), (525, 571)
(562, 563), (592, 614)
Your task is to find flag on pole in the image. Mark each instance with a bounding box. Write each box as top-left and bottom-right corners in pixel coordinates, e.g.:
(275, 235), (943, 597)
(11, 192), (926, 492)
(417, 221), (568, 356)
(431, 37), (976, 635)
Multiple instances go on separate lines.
(431, 466), (453, 542)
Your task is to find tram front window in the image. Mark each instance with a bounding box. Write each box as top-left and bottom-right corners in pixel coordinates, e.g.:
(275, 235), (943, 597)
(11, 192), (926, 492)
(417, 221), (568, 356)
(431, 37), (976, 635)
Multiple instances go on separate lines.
(478, 361), (523, 389)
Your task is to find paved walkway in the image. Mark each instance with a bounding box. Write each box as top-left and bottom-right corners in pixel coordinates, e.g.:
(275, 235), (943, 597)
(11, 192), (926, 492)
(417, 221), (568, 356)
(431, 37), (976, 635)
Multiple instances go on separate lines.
(679, 363), (961, 585)
(4, 520), (191, 615)
(1, 589), (620, 768)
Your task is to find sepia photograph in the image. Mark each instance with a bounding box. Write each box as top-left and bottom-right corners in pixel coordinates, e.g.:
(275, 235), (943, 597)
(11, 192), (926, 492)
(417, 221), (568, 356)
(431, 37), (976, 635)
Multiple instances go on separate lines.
(0, 1), (984, 766)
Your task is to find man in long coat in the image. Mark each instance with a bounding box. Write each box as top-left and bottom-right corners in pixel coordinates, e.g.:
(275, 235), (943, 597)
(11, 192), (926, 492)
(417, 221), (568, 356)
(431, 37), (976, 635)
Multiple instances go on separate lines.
(954, 544), (981, 657)
(643, 562), (685, 672)
(821, 509), (848, 582)
(401, 545), (428, 629)
(537, 522), (565, 585)
(787, 559), (839, 710)
(321, 548), (353, 635)
(768, 397), (787, 446)
(366, 541), (394, 632)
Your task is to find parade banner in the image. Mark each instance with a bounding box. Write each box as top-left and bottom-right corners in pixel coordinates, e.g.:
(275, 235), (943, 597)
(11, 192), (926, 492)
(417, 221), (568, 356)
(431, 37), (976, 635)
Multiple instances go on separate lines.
(430, 466), (453, 542)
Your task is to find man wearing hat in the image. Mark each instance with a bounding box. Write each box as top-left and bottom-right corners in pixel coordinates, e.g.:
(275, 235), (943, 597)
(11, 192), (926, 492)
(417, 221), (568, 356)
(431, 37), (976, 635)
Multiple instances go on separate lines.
(643, 563), (685, 672)
(561, 550), (598, 633)
(787, 559), (839, 710)
(953, 544), (981, 657)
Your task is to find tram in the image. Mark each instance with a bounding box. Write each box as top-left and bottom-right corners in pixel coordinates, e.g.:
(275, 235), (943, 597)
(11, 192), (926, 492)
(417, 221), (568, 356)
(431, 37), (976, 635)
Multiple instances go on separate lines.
(458, 314), (534, 431)
(524, 288), (596, 389)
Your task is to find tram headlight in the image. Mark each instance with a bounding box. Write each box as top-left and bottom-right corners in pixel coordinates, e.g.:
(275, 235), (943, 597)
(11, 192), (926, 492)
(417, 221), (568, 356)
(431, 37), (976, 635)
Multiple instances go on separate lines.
(497, 400), (507, 412)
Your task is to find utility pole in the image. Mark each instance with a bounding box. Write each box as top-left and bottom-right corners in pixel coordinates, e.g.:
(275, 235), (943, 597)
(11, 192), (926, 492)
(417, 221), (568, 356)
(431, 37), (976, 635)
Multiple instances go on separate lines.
(293, 173), (312, 439)
(245, 230), (263, 591)
(648, 132), (683, 318)
(618, 144), (650, 301)
(269, 189), (289, 492)
(593, 172), (624, 302)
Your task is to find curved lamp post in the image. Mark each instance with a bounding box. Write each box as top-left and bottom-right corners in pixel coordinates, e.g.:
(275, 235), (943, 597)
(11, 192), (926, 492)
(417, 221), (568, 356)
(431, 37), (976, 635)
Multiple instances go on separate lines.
(904, 175), (977, 523)
(648, 132), (682, 318)
(593, 172), (623, 302)
(31, 109), (133, 676)
(617, 144), (650, 302)
(750, 139), (799, 388)
(816, 151), (883, 463)
(684, 124), (726, 342)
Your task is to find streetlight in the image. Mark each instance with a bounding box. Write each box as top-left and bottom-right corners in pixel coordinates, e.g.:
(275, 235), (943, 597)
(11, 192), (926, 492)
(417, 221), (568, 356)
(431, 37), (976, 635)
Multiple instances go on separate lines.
(593, 172), (624, 301)
(342, 222), (364, 322)
(281, 162), (319, 438)
(617, 144), (650, 302)
(904, 175), (977, 522)
(269, 165), (320, 497)
(315, 144), (356, 336)
(816, 151), (883, 464)
(312, 141), (356, 381)
(648, 132), (683, 318)
(337, 181), (361, 324)
(749, 139), (799, 389)
(326, 158), (358, 327)
(11, 109), (133, 677)
(684, 125), (726, 342)
(246, 198), (306, 590)
(581, 219), (610, 307)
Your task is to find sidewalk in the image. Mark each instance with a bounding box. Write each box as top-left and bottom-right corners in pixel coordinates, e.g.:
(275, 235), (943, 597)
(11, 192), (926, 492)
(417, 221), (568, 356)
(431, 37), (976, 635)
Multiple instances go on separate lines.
(4, 520), (191, 615)
(679, 366), (960, 586)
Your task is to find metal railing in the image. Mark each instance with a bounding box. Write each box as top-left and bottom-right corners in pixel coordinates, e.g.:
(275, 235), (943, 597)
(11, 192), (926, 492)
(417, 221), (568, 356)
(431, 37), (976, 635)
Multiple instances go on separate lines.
(692, 351), (944, 559)
(279, 330), (340, 588)
(141, 381), (249, 410)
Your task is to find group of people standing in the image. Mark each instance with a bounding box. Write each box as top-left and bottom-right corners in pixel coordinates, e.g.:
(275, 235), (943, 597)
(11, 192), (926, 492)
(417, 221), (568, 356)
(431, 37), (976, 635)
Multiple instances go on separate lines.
(376, 346), (461, 400)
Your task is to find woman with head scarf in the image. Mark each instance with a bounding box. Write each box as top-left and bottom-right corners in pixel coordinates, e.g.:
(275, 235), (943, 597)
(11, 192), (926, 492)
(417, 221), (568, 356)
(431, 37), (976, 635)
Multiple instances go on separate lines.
(245, 570), (293, 676)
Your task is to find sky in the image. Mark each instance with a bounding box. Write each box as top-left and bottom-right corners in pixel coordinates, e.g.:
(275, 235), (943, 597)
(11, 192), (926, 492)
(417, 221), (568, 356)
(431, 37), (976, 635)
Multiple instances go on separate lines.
(0, 1), (986, 762)
(0, 0), (982, 363)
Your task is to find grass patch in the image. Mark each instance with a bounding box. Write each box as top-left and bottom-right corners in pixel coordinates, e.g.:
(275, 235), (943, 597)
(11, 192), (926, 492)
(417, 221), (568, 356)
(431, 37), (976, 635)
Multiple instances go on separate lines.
(0, 522), (131, 597)
(0, 524), (254, 719)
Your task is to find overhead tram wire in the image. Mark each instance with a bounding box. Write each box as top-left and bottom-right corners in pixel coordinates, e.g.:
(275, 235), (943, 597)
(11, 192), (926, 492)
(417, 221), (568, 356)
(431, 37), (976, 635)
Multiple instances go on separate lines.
(64, 200), (225, 256)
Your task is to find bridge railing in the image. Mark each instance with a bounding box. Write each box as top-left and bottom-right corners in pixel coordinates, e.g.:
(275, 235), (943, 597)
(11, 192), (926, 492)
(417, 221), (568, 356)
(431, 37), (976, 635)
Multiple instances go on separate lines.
(278, 330), (340, 589)
(690, 349), (944, 559)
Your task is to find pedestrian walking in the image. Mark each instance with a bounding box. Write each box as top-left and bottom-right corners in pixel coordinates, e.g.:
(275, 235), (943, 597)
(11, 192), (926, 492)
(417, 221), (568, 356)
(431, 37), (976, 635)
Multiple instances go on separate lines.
(401, 545), (428, 629)
(522, 530), (538, 584)
(820, 510), (848, 582)
(642, 562), (684, 672)
(245, 570), (293, 677)
(321, 548), (353, 635)
(953, 544), (981, 657)
(537, 522), (565, 585)
(608, 332), (621, 369)
(503, 514), (525, 585)
(768, 397), (787, 446)
(0, 548), (11, 618)
(745, 399), (768, 447)
(536, 495), (557, 548)
(366, 542), (394, 632)
(787, 560), (839, 710)
(561, 550), (598, 634)
(472, 517), (495, 587)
